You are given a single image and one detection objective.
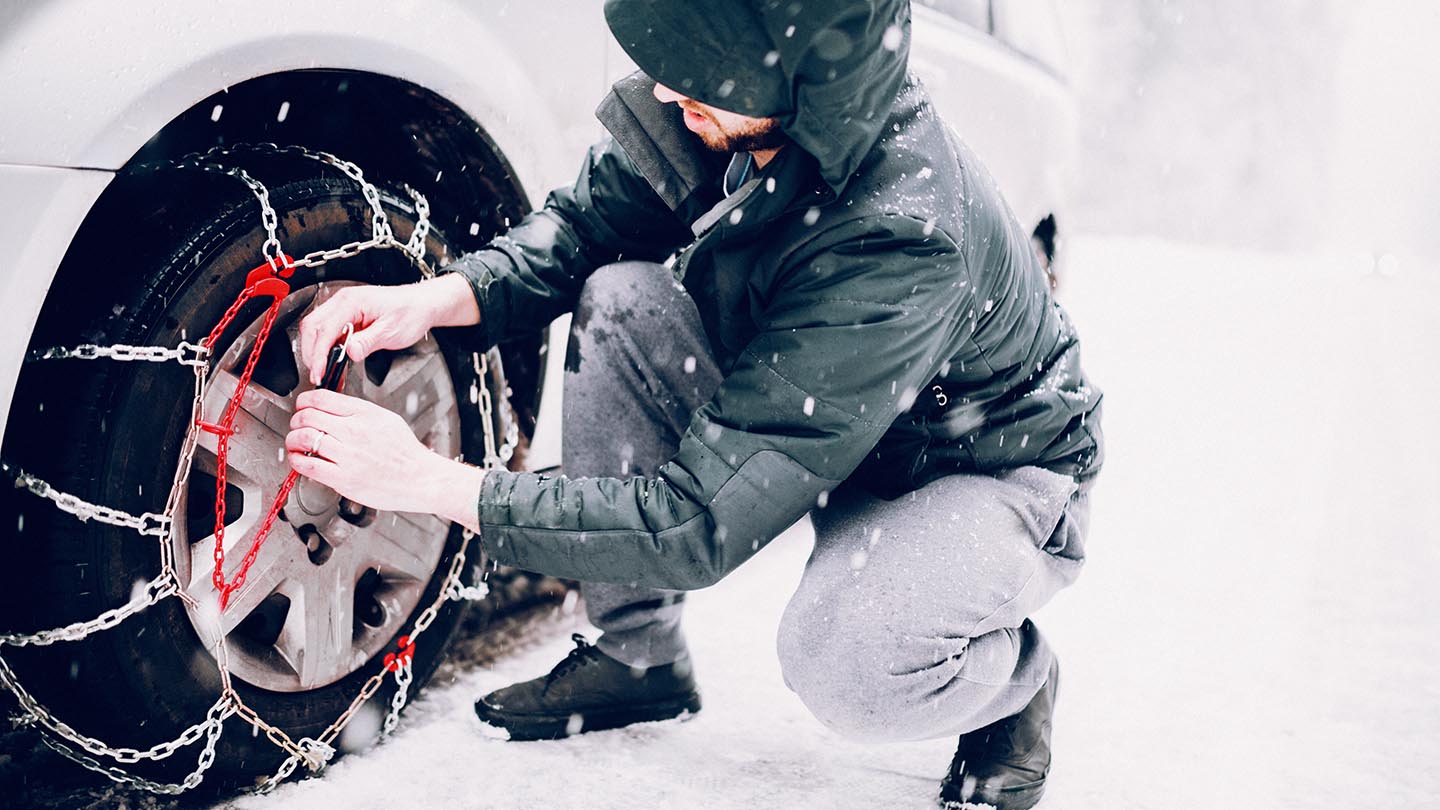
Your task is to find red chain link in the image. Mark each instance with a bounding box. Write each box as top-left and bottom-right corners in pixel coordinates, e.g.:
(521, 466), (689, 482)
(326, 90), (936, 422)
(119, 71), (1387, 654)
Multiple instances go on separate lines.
(196, 258), (298, 610)
(222, 471), (301, 609)
(383, 635), (416, 673)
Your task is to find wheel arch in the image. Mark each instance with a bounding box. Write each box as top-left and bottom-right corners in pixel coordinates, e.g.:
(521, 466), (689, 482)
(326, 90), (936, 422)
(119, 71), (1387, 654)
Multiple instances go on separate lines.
(0, 1), (595, 177)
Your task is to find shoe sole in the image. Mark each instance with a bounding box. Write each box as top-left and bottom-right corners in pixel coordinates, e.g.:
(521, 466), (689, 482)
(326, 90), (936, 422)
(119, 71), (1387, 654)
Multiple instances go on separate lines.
(474, 693), (702, 742)
(937, 778), (1045, 810)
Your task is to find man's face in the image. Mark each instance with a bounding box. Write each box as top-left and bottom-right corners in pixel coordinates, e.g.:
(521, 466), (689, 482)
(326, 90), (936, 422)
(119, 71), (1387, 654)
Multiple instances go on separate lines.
(652, 82), (786, 153)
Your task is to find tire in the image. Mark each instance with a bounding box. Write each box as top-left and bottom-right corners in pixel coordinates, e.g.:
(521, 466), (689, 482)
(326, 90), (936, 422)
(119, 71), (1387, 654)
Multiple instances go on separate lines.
(1031, 215), (1060, 292)
(1, 175), (519, 791)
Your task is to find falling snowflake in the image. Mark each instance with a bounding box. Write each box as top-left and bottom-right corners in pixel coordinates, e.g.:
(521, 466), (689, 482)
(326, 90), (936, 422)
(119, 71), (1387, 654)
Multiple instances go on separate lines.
(882, 25), (903, 51)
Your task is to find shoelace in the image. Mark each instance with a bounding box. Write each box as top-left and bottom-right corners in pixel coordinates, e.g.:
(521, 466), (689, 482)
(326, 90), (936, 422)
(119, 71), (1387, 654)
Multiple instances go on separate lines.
(545, 633), (604, 686)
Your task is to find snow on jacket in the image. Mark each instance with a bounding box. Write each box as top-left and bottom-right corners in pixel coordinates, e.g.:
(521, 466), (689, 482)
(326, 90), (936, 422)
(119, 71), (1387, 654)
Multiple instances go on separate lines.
(445, 0), (1104, 589)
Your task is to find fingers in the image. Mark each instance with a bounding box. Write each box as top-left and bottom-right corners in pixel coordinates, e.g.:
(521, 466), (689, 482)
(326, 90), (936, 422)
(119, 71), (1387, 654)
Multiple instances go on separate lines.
(345, 325), (379, 365)
(295, 388), (368, 417)
(300, 311), (344, 386)
(285, 426), (334, 457)
(300, 288), (370, 385)
(288, 450), (339, 484)
(289, 391), (396, 461)
(289, 406), (346, 436)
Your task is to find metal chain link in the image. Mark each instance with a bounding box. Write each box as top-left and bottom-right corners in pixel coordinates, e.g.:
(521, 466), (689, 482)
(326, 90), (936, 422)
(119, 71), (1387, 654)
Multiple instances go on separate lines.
(4, 462), (170, 539)
(163, 364), (211, 613)
(483, 350), (521, 466)
(42, 707), (226, 796)
(0, 651), (231, 767)
(48, 696), (231, 795)
(228, 700), (311, 763)
(26, 341), (210, 367)
(450, 529), (493, 601)
(26, 142), (434, 375)
(381, 661), (414, 738)
(251, 737), (334, 795)
(155, 153), (288, 272)
(209, 143), (392, 243)
(447, 579), (492, 602)
(473, 351), (504, 467)
(0, 574), (177, 647)
(175, 142), (433, 276)
(1, 143), (497, 797)
(405, 185), (433, 268)
(296, 738), (336, 772)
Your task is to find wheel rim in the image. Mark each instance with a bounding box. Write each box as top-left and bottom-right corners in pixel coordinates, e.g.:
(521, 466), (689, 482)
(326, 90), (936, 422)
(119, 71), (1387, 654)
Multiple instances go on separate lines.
(174, 281), (459, 692)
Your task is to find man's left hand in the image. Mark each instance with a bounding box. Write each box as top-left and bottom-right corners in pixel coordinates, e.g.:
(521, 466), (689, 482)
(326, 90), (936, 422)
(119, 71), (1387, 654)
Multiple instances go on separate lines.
(286, 389), (448, 515)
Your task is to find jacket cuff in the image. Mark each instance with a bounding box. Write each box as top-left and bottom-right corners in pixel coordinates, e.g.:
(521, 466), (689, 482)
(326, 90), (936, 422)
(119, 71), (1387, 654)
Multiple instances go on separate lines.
(438, 251), (506, 350)
(475, 467), (522, 568)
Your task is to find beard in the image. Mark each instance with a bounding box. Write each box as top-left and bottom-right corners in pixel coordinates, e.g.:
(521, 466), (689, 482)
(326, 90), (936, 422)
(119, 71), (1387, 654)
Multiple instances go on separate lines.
(688, 108), (788, 153)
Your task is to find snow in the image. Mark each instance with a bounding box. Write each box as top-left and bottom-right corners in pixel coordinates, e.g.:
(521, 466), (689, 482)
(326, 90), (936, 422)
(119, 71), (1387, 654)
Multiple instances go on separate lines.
(223, 236), (1440, 809)
(883, 25), (904, 52)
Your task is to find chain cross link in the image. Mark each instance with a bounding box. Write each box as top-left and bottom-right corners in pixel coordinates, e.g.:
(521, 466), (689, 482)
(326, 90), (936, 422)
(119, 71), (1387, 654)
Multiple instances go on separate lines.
(0, 574), (177, 647)
(26, 341), (210, 367)
(5, 463), (170, 539)
(171, 142), (433, 275)
(39, 697), (230, 795)
(0, 653), (230, 765)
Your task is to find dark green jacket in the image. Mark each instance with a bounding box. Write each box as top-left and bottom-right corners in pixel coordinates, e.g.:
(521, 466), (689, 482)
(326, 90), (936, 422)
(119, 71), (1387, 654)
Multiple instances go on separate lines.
(448, 0), (1103, 589)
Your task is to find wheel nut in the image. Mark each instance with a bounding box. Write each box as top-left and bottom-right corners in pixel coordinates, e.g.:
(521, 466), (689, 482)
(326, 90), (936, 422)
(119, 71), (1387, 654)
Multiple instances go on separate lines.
(338, 497), (376, 527)
(361, 599), (385, 628)
(298, 524), (333, 565)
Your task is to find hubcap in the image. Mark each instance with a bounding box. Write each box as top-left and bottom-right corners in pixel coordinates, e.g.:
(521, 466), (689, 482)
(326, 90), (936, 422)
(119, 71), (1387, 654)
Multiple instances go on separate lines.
(174, 281), (460, 691)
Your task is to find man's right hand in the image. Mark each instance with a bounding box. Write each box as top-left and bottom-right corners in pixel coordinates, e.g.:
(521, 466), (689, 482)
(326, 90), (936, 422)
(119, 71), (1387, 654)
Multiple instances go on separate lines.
(298, 273), (480, 385)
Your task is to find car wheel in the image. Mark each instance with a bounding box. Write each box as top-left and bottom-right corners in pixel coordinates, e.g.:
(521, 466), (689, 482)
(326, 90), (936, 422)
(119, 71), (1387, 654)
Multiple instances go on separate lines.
(2, 175), (517, 790)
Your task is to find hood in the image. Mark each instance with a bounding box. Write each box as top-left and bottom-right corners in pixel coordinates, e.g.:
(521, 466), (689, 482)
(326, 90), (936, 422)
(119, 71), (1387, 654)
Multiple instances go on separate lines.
(604, 0), (912, 197)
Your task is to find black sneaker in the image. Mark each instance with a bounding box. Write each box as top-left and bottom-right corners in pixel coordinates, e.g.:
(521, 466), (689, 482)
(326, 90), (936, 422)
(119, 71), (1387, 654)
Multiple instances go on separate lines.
(473, 634), (702, 741)
(938, 658), (1060, 810)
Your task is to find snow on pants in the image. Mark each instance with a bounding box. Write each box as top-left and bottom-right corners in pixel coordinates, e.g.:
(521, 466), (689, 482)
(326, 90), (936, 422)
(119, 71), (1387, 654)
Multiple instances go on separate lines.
(564, 261), (1093, 741)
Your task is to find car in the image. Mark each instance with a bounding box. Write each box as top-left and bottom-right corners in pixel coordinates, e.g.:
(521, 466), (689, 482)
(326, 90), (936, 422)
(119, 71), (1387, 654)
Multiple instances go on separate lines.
(910, 0), (1077, 286)
(0, 0), (1075, 795)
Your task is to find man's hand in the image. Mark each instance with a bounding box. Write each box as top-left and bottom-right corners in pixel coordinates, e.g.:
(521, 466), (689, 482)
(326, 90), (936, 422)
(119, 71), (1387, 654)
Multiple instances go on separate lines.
(298, 274), (480, 385)
(285, 389), (485, 532)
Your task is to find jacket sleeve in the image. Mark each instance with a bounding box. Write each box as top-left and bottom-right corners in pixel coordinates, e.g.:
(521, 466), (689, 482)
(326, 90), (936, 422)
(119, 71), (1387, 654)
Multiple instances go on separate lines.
(441, 136), (693, 349)
(475, 215), (972, 589)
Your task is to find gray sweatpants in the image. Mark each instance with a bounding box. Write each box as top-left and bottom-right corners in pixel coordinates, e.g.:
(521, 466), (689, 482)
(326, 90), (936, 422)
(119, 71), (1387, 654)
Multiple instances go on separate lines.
(563, 262), (1092, 741)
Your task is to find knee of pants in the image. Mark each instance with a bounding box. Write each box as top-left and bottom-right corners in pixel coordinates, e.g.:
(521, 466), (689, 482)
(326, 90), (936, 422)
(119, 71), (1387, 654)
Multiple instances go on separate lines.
(776, 597), (979, 743)
(569, 263), (681, 373)
(573, 262), (674, 334)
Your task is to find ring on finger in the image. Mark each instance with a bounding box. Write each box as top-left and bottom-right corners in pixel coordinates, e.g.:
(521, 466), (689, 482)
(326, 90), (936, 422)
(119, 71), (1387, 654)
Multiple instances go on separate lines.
(310, 429), (327, 456)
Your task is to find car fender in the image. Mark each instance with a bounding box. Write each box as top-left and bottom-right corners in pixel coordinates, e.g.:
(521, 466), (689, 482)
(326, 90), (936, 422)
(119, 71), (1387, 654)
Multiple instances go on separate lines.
(0, 0), (605, 183)
(910, 7), (1077, 237)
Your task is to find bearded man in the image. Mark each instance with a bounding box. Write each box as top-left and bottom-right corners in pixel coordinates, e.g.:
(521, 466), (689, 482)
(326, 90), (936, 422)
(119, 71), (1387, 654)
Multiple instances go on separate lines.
(288, 2), (1103, 806)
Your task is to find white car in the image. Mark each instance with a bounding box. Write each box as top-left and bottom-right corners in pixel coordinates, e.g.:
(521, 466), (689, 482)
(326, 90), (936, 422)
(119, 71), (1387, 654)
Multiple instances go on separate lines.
(0, 0), (1074, 794)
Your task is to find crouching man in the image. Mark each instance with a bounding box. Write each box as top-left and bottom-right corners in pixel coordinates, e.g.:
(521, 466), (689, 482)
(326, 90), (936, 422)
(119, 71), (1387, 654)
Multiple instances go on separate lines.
(288, 1), (1103, 806)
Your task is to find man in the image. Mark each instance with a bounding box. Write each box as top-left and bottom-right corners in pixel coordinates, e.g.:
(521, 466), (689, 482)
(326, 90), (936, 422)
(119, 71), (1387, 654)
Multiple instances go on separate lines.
(287, 1), (1103, 807)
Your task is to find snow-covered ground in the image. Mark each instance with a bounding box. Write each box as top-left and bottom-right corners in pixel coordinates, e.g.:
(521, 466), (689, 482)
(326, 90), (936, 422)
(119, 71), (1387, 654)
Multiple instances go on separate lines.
(220, 236), (1440, 809)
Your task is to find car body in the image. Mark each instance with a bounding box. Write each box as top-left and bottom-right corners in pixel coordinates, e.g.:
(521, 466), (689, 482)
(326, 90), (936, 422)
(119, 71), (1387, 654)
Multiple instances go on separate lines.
(912, 0), (1076, 267)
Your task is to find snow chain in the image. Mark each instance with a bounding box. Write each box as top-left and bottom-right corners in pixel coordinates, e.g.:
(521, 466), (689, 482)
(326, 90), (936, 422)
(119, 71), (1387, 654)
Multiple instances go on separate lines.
(0, 143), (510, 795)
